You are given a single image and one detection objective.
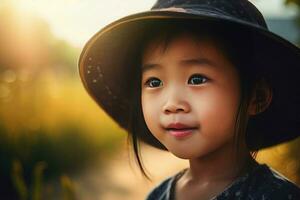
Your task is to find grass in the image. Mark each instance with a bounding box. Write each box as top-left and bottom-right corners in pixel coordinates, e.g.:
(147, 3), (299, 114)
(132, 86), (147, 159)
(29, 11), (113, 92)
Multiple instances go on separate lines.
(0, 70), (126, 199)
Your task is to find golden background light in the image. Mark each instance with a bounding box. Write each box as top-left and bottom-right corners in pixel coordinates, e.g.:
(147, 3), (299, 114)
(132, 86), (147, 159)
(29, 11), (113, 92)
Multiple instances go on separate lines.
(6, 0), (297, 47)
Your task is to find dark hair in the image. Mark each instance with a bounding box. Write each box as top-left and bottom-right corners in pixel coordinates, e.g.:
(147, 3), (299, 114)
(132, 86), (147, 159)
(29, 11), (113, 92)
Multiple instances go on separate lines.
(126, 19), (265, 181)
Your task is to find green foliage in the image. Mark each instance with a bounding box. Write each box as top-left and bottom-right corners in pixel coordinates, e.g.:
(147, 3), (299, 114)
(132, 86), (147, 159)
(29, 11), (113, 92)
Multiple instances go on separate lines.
(0, 1), (125, 199)
(0, 121), (121, 183)
(32, 162), (47, 200)
(285, 0), (300, 45)
(285, 0), (300, 6)
(0, 67), (125, 198)
(12, 160), (77, 200)
(11, 160), (28, 200)
(0, 1), (79, 76)
(61, 175), (77, 200)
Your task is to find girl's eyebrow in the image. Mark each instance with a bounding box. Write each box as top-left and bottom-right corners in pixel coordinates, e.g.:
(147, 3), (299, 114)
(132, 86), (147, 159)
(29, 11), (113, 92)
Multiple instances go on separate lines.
(141, 63), (161, 73)
(142, 57), (217, 73)
(180, 58), (217, 68)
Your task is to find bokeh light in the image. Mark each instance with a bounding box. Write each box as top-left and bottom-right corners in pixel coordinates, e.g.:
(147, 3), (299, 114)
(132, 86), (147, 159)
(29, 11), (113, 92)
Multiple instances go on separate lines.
(0, 0), (299, 199)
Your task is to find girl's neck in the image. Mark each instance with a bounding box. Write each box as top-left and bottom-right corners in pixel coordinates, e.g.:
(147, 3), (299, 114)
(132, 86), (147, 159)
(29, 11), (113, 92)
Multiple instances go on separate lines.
(185, 142), (256, 184)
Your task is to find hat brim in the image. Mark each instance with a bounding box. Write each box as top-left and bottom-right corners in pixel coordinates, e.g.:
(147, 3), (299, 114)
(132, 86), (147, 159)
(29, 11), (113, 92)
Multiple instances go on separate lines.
(79, 10), (300, 150)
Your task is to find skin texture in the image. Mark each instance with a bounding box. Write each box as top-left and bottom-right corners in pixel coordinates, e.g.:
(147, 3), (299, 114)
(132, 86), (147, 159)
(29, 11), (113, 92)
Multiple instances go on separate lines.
(141, 33), (241, 160)
(141, 32), (272, 199)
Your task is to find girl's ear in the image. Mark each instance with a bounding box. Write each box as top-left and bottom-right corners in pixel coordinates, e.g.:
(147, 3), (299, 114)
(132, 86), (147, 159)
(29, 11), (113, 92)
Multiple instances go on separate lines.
(248, 77), (273, 116)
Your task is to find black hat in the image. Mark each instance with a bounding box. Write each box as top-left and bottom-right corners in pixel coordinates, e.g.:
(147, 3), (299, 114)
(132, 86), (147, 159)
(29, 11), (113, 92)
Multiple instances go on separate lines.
(78, 0), (300, 151)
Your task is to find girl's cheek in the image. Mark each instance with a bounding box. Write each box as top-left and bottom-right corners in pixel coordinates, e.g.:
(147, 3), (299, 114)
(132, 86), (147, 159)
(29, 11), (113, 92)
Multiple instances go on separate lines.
(196, 88), (240, 134)
(141, 91), (157, 120)
(141, 94), (161, 137)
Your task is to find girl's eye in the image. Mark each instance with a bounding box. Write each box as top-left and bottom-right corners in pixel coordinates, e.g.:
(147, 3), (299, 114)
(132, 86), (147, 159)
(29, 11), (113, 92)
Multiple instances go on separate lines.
(188, 74), (208, 85)
(144, 77), (163, 88)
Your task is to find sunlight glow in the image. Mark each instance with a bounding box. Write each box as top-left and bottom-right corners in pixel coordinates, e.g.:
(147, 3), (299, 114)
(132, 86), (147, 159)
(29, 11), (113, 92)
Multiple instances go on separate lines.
(3, 0), (298, 48)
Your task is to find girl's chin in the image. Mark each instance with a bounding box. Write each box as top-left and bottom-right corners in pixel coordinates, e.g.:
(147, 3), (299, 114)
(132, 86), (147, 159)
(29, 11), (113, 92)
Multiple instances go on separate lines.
(167, 148), (202, 160)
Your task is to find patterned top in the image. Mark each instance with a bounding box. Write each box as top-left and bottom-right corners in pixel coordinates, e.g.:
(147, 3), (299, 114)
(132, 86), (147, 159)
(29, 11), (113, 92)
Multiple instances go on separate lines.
(145, 163), (300, 200)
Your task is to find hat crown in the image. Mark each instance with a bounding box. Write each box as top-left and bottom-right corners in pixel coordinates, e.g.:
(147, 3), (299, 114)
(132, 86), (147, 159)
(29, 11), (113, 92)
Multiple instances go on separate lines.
(151, 0), (268, 29)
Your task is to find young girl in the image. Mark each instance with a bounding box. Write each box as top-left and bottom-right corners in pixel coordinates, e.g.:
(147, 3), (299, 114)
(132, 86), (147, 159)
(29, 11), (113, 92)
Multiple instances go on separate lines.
(78, 0), (300, 199)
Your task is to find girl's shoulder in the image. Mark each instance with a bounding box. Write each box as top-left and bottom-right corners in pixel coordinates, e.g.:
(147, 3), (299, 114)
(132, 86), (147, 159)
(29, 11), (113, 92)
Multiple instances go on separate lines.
(145, 168), (187, 200)
(145, 164), (300, 200)
(216, 163), (300, 199)
(254, 164), (300, 199)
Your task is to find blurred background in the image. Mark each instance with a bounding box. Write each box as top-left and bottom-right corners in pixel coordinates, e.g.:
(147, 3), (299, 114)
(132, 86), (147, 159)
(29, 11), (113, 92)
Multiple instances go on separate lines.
(0, 0), (299, 199)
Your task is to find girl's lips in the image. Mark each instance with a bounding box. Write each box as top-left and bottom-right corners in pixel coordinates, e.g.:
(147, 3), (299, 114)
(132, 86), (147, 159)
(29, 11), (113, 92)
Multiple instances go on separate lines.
(166, 122), (195, 129)
(166, 128), (198, 138)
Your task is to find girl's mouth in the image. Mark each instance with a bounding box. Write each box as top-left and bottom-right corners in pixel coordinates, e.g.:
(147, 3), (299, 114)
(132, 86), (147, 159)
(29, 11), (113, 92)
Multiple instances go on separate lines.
(166, 128), (198, 138)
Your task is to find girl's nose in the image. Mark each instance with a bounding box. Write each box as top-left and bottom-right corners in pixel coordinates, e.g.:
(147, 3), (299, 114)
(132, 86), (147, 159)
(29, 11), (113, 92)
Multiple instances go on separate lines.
(162, 92), (191, 114)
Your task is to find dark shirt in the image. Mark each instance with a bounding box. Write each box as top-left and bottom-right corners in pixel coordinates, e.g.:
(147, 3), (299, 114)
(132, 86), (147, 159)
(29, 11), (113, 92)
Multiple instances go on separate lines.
(145, 163), (300, 200)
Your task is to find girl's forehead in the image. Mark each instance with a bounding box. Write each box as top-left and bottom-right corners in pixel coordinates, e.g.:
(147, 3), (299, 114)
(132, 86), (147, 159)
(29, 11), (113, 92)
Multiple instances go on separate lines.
(142, 32), (223, 63)
(143, 31), (215, 50)
(141, 33), (236, 76)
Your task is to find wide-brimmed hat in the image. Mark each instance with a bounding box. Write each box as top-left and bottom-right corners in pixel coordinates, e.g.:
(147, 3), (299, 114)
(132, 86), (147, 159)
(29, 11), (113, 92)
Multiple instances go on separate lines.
(78, 0), (300, 151)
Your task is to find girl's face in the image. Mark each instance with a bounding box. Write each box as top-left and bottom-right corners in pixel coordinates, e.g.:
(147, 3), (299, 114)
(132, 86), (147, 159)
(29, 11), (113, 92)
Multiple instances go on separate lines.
(141, 32), (243, 159)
